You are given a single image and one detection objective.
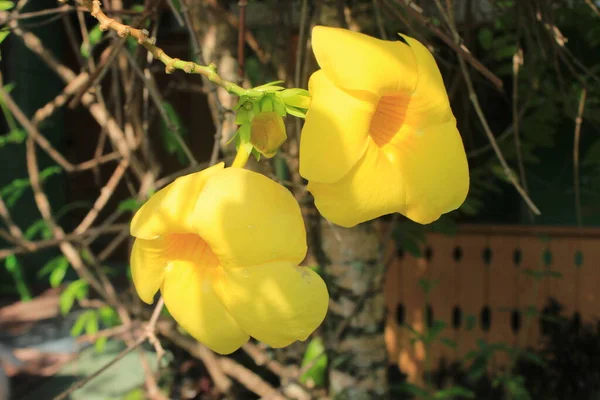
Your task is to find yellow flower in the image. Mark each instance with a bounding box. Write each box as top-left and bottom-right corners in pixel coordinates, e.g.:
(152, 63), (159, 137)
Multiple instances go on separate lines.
(130, 163), (328, 354)
(299, 26), (470, 227)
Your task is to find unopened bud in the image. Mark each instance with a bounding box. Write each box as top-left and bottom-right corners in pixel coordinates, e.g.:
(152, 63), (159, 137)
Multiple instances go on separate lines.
(250, 112), (287, 158)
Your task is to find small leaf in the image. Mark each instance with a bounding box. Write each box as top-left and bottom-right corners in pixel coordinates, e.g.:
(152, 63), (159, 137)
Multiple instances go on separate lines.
(0, 1), (14, 11)
(71, 310), (95, 337)
(259, 96), (274, 112)
(60, 280), (89, 315)
(49, 258), (69, 288)
(81, 24), (103, 58)
(95, 336), (108, 353)
(434, 386), (476, 399)
(393, 382), (430, 397)
(86, 312), (99, 335)
(522, 269), (563, 279)
(440, 337), (457, 349)
(478, 28), (493, 50)
(118, 198), (142, 212)
(465, 315), (477, 331)
(98, 306), (119, 327)
(284, 105), (307, 118)
(4, 255), (31, 301)
(238, 124), (251, 143)
(300, 337), (328, 387)
(273, 97), (287, 117)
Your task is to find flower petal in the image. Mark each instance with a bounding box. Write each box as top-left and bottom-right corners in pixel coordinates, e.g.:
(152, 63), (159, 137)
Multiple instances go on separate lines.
(191, 168), (307, 267)
(161, 251), (249, 355)
(401, 34), (453, 127)
(299, 70), (373, 183)
(309, 119), (469, 227)
(130, 237), (168, 304)
(308, 138), (405, 228)
(213, 261), (329, 348)
(130, 163), (225, 240)
(311, 26), (418, 96)
(387, 118), (469, 224)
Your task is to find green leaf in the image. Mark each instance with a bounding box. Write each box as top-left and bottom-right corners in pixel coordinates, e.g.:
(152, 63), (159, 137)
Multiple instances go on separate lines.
(253, 80), (285, 90)
(98, 306), (119, 327)
(424, 320), (447, 344)
(279, 88), (312, 109)
(273, 97), (287, 117)
(238, 124), (251, 143)
(465, 315), (477, 331)
(300, 337), (328, 387)
(24, 219), (51, 240)
(522, 268), (563, 279)
(86, 311), (99, 335)
(81, 24), (104, 59)
(49, 257), (70, 288)
(259, 95), (274, 112)
(95, 336), (108, 353)
(0, 1), (14, 11)
(0, 129), (25, 147)
(440, 337), (457, 349)
(235, 109), (252, 125)
(4, 255), (32, 301)
(434, 386), (476, 399)
(478, 28), (493, 50)
(251, 147), (261, 162)
(71, 310), (95, 337)
(38, 256), (68, 278)
(284, 105), (307, 118)
(418, 278), (439, 295)
(60, 280), (89, 315)
(392, 382), (430, 397)
(118, 198), (142, 212)
(159, 102), (188, 165)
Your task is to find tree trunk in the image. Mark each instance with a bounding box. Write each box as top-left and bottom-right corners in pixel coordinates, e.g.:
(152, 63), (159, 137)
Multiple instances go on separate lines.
(314, 220), (389, 399)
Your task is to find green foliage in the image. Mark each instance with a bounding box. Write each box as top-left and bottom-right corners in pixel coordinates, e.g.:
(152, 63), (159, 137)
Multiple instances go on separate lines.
(0, 166), (61, 208)
(4, 255), (32, 301)
(159, 101), (189, 165)
(60, 279), (89, 315)
(0, 1), (14, 11)
(300, 337), (328, 387)
(80, 24), (104, 59)
(37, 255), (70, 288)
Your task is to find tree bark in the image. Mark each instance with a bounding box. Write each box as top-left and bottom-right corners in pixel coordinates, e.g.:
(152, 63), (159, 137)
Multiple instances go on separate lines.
(314, 220), (389, 399)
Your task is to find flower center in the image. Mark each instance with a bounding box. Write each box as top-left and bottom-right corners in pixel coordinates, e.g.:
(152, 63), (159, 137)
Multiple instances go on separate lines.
(166, 233), (219, 270)
(369, 95), (409, 147)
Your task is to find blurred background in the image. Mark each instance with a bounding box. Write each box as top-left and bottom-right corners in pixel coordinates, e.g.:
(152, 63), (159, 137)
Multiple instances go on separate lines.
(1, 0), (600, 399)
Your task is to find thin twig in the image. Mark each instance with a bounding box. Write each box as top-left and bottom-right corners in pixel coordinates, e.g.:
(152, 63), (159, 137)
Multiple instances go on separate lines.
(390, 0), (504, 91)
(52, 335), (147, 400)
(237, 0), (248, 80)
(433, 0), (541, 215)
(573, 88), (587, 228)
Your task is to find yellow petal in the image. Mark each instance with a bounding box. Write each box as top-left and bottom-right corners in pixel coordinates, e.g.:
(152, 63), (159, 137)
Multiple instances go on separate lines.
(299, 70), (373, 183)
(311, 25), (418, 96)
(130, 237), (169, 304)
(387, 118), (469, 224)
(309, 119), (469, 227)
(160, 234), (249, 354)
(213, 261), (329, 348)
(401, 34), (453, 127)
(308, 138), (405, 228)
(130, 163), (225, 240)
(191, 168), (307, 267)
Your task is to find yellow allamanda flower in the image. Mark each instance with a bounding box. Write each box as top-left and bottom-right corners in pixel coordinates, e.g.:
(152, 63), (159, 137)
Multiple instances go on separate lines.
(300, 26), (470, 228)
(130, 163), (328, 354)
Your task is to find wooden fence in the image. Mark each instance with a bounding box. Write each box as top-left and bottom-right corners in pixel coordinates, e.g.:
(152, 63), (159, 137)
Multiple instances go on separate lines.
(383, 224), (600, 382)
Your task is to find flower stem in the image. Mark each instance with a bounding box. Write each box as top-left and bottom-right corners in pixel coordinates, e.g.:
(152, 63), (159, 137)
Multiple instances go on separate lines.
(75, 0), (246, 96)
(231, 145), (251, 169)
